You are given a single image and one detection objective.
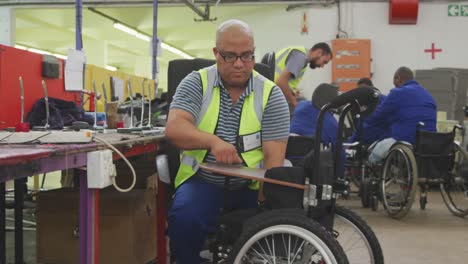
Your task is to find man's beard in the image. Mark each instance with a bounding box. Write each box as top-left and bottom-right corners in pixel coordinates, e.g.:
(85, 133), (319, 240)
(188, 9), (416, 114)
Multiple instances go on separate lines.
(309, 57), (318, 69)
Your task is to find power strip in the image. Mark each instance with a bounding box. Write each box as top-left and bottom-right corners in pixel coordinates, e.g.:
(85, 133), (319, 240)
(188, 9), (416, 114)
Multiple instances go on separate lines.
(87, 149), (116, 189)
(0, 130), (94, 144)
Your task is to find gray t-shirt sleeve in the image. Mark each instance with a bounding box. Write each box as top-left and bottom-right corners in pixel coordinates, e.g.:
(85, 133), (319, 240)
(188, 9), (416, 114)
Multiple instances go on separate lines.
(169, 71), (203, 120)
(262, 86), (291, 141)
(285, 50), (308, 79)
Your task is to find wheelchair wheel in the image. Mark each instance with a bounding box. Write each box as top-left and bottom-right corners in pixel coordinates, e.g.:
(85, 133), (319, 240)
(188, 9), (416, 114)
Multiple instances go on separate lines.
(334, 206), (384, 264)
(227, 209), (348, 264)
(440, 143), (468, 217)
(381, 143), (417, 219)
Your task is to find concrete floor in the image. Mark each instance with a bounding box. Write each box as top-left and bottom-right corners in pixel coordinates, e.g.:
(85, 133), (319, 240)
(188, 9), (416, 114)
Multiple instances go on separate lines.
(4, 190), (468, 263)
(339, 191), (468, 264)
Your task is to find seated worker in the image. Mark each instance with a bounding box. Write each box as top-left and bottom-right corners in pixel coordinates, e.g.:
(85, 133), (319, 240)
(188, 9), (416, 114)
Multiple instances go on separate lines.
(165, 19), (290, 264)
(274, 43), (333, 109)
(349, 77), (390, 144)
(366, 67), (437, 164)
(290, 83), (339, 146)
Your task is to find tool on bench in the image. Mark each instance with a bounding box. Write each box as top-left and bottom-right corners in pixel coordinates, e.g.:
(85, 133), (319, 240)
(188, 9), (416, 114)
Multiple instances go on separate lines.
(32, 80), (50, 131)
(140, 79), (151, 130)
(117, 79), (141, 133)
(92, 80), (104, 131)
(146, 79), (153, 129)
(15, 76), (30, 132)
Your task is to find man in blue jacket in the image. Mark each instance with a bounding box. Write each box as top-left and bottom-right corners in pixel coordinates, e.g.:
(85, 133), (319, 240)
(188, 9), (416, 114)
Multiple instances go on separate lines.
(366, 67), (437, 163)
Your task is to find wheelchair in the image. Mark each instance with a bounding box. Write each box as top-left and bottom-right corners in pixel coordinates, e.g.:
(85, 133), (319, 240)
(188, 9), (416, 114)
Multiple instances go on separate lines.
(159, 59), (384, 263)
(345, 123), (468, 219)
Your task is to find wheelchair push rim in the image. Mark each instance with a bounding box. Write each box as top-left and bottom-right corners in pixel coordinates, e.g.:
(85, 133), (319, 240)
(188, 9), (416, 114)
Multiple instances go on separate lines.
(440, 143), (468, 217)
(381, 144), (418, 219)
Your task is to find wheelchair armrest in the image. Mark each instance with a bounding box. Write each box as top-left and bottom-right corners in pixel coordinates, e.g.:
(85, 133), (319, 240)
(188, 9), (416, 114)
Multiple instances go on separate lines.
(156, 154), (172, 185)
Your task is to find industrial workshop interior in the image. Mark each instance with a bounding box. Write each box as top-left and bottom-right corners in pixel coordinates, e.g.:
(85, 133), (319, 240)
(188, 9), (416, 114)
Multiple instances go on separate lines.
(0, 0), (467, 263)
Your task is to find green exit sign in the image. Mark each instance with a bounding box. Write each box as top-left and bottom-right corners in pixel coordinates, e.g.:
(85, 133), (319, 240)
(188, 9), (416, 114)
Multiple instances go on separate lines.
(461, 5), (468, 16)
(448, 4), (459, 16)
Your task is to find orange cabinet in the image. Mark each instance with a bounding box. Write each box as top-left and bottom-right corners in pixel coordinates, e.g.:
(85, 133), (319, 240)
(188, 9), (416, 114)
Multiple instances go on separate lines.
(331, 39), (371, 92)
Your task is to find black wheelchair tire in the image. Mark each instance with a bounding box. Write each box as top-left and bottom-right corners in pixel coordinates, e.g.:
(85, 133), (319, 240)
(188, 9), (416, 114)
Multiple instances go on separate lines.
(227, 209), (349, 264)
(440, 143), (468, 217)
(335, 206), (384, 264)
(381, 143), (418, 219)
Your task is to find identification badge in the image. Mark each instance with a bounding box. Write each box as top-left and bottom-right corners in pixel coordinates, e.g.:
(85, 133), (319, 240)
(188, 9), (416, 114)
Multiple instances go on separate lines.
(241, 132), (261, 152)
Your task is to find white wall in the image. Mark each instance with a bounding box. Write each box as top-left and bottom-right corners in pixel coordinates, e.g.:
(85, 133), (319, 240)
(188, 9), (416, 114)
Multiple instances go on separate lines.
(235, 2), (468, 98)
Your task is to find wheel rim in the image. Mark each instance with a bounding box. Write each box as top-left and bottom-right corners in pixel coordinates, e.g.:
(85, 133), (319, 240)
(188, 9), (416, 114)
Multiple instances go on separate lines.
(440, 144), (468, 216)
(233, 224), (338, 264)
(381, 147), (414, 216)
(334, 215), (375, 264)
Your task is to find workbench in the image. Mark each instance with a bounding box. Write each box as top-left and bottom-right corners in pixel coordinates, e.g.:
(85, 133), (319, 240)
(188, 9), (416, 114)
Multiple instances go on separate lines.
(0, 131), (164, 264)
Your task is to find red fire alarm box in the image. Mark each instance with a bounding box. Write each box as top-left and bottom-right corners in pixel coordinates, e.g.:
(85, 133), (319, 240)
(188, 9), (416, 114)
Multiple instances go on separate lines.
(389, 0), (419, 24)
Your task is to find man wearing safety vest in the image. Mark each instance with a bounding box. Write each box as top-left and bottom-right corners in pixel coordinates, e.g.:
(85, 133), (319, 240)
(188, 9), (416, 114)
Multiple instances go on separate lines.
(165, 19), (290, 263)
(274, 43), (333, 109)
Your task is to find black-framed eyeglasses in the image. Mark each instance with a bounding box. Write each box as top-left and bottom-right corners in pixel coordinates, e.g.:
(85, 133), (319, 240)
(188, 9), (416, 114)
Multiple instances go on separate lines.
(218, 50), (255, 63)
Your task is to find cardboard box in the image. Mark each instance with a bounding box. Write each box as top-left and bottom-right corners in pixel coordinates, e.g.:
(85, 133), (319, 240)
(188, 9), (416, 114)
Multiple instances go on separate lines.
(36, 188), (157, 264)
(115, 153), (157, 189)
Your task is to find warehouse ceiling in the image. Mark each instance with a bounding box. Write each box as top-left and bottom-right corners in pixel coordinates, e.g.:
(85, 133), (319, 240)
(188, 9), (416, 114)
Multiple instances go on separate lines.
(2, 0), (318, 88)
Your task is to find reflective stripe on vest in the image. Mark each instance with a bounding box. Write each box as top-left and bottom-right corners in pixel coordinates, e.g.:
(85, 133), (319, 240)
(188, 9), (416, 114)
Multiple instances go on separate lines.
(274, 46), (307, 91)
(174, 65), (275, 189)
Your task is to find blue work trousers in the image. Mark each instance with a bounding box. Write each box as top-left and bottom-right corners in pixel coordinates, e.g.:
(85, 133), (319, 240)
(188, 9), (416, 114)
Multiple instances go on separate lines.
(167, 176), (258, 264)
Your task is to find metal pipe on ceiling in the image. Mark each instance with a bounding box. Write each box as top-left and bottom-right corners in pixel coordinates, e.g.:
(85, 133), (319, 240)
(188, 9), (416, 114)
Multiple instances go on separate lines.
(1, 0), (321, 8)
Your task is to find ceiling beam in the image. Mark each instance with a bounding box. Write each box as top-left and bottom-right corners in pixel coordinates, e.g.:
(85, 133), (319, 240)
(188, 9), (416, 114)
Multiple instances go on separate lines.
(0, 0), (319, 8)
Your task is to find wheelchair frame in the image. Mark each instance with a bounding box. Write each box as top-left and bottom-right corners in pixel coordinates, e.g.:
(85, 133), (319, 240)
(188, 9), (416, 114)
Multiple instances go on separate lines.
(345, 125), (468, 219)
(159, 58), (384, 263)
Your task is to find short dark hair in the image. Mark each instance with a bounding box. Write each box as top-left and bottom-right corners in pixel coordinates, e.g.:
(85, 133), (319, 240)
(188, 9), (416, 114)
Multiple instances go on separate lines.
(357, 77), (373, 87)
(394, 66), (414, 83)
(311, 42), (332, 59)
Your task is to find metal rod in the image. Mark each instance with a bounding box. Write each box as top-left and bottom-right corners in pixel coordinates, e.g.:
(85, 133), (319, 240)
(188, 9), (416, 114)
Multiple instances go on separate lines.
(41, 80), (50, 129)
(14, 178), (26, 264)
(140, 79), (146, 127)
(0, 181), (5, 264)
(152, 0), (158, 80)
(92, 80), (98, 129)
(128, 79), (134, 128)
(147, 80), (152, 128)
(19, 76), (24, 123)
(101, 81), (108, 128)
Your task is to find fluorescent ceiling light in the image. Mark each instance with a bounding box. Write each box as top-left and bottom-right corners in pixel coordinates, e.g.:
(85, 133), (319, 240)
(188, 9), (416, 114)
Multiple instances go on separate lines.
(113, 22), (194, 59)
(161, 42), (193, 59)
(14, 44), (27, 50)
(15, 44), (67, 60)
(28, 47), (51, 55)
(105, 65), (118, 71)
(113, 23), (138, 36)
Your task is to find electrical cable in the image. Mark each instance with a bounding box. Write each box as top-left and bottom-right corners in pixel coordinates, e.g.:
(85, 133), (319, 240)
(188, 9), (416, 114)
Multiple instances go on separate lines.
(21, 131), (52, 144)
(0, 132), (15, 142)
(336, 0), (349, 38)
(93, 136), (136, 192)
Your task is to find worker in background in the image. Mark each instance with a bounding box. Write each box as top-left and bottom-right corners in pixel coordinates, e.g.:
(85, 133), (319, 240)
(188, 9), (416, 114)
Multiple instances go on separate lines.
(365, 67), (437, 164)
(274, 43), (333, 110)
(165, 19), (290, 264)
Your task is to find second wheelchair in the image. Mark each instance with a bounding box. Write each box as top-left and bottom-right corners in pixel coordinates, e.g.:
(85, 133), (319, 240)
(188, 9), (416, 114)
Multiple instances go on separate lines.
(345, 125), (468, 219)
